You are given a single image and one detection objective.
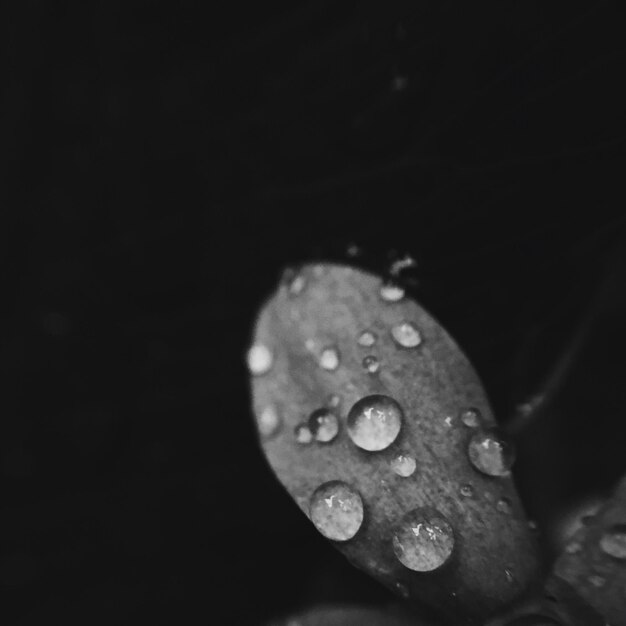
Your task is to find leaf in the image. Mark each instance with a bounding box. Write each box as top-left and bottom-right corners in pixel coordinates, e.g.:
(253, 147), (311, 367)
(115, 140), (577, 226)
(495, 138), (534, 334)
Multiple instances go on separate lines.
(552, 475), (626, 626)
(249, 263), (541, 624)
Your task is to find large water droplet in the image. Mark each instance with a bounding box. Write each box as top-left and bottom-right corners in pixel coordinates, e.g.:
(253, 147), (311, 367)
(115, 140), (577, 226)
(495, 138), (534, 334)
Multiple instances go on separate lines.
(380, 282), (405, 302)
(295, 424), (312, 444)
(390, 454), (416, 477)
(362, 355), (380, 374)
(308, 408), (339, 443)
(392, 508), (455, 572)
(460, 408), (481, 427)
(258, 405), (281, 437)
(319, 347), (340, 371)
(347, 395), (403, 451)
(247, 344), (273, 375)
(391, 322), (422, 348)
(309, 481), (364, 541)
(599, 524), (626, 559)
(357, 330), (377, 347)
(467, 429), (516, 476)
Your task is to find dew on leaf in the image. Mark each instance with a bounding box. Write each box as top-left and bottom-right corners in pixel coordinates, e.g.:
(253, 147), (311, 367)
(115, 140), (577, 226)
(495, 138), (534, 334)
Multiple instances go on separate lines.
(308, 408), (339, 443)
(390, 454), (416, 477)
(309, 481), (364, 541)
(347, 395), (403, 451)
(468, 429), (516, 477)
(391, 321), (422, 348)
(392, 509), (455, 572)
(247, 344), (273, 375)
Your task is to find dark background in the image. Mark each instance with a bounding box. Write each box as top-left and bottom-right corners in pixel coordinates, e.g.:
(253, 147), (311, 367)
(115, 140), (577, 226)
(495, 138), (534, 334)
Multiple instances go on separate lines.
(2, 1), (626, 624)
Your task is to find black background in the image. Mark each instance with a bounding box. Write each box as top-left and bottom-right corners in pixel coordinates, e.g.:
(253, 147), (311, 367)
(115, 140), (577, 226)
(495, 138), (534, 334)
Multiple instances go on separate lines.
(2, 1), (626, 624)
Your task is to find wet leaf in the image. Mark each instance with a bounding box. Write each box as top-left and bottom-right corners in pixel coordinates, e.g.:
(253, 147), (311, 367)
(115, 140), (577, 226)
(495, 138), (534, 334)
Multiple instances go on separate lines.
(249, 263), (541, 624)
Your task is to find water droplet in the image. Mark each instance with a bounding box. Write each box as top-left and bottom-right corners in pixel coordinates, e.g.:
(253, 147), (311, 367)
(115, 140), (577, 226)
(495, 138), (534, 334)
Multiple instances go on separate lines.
(467, 429), (516, 477)
(588, 574), (605, 588)
(319, 346), (340, 371)
(305, 339), (316, 352)
(258, 405), (281, 437)
(391, 455), (416, 477)
(309, 481), (363, 541)
(444, 415), (454, 427)
(308, 408), (339, 443)
(504, 569), (515, 584)
(288, 273), (306, 296)
(565, 541), (582, 554)
(295, 424), (312, 444)
(362, 355), (380, 374)
(347, 395), (403, 451)
(327, 394), (341, 409)
(247, 344), (273, 375)
(391, 322), (422, 348)
(390, 254), (417, 277)
(357, 330), (377, 347)
(346, 243), (362, 258)
(394, 581), (409, 598)
(380, 282), (405, 302)
(460, 484), (474, 498)
(528, 520), (538, 531)
(392, 508), (455, 572)
(460, 408), (481, 427)
(599, 524), (626, 559)
(497, 498), (513, 514)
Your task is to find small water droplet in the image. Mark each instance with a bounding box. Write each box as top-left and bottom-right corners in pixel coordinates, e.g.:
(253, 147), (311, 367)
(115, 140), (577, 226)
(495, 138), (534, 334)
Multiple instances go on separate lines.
(305, 339), (316, 352)
(390, 254), (417, 277)
(357, 330), (377, 347)
(308, 408), (339, 443)
(288, 273), (306, 296)
(309, 481), (363, 541)
(362, 355), (380, 374)
(565, 541), (582, 554)
(258, 405), (281, 437)
(588, 574), (605, 588)
(460, 484), (474, 498)
(504, 569), (515, 584)
(295, 424), (312, 444)
(391, 322), (422, 348)
(392, 509), (455, 572)
(394, 581), (409, 598)
(380, 282), (405, 302)
(460, 408), (481, 427)
(346, 243), (362, 258)
(247, 344), (273, 375)
(497, 497), (513, 514)
(391, 455), (416, 477)
(528, 520), (538, 531)
(327, 394), (341, 409)
(347, 395), (403, 451)
(468, 429), (516, 476)
(319, 346), (340, 371)
(599, 524), (626, 559)
(444, 415), (454, 427)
